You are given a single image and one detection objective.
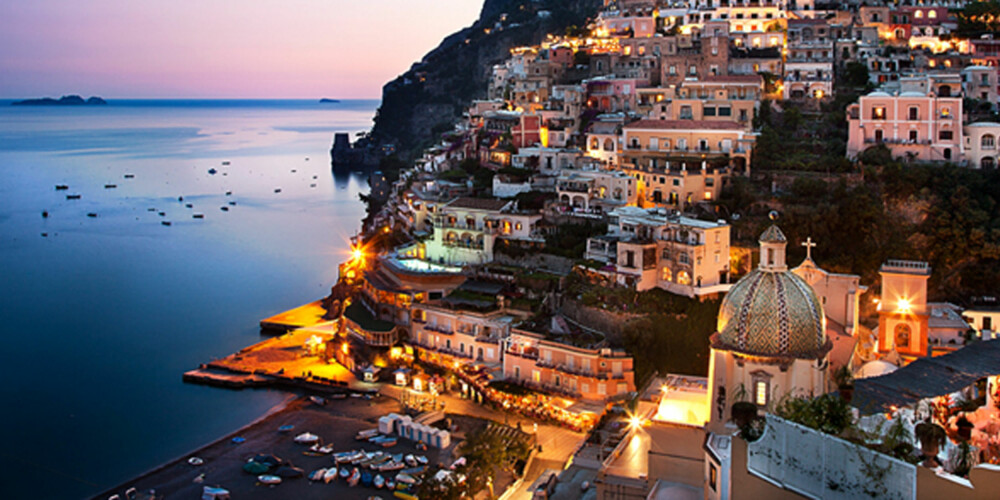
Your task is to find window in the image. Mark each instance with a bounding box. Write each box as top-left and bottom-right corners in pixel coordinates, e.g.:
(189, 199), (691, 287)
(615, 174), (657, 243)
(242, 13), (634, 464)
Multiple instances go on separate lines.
(928, 10), (937, 19)
(872, 106), (886, 120)
(909, 130), (918, 143)
(704, 106), (717, 117)
(689, 65), (697, 75)
(709, 464), (718, 491)
(944, 148), (952, 160)
(668, 65), (677, 75)
(894, 323), (911, 349)
(874, 129), (883, 143)
(680, 106), (693, 120)
(661, 267), (672, 282)
(939, 130), (954, 141)
(755, 381), (768, 406)
(719, 107), (732, 117)
(908, 107), (919, 121)
(983, 134), (996, 150)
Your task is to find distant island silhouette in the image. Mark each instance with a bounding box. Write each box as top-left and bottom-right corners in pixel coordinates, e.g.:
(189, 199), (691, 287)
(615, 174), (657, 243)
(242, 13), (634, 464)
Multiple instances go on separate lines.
(12, 95), (107, 106)
(319, 98), (340, 103)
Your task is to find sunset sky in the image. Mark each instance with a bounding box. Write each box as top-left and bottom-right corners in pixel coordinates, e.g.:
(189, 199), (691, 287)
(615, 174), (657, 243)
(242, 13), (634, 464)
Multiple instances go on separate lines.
(0, 0), (481, 99)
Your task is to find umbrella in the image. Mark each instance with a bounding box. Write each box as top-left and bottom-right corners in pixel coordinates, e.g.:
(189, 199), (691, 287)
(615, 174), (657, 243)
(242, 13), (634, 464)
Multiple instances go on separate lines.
(242, 461), (269, 474)
(274, 465), (304, 478)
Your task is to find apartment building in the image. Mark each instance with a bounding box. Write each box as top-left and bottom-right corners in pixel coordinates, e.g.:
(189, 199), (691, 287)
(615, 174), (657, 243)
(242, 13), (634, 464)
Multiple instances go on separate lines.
(846, 89), (963, 163)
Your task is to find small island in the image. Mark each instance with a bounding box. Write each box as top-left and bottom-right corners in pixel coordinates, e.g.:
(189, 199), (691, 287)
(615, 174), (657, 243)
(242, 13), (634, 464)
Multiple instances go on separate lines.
(318, 98), (340, 103)
(12, 95), (107, 106)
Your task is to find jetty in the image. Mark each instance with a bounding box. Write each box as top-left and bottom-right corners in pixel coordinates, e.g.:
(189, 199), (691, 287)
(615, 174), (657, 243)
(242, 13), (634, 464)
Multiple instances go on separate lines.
(259, 299), (330, 334)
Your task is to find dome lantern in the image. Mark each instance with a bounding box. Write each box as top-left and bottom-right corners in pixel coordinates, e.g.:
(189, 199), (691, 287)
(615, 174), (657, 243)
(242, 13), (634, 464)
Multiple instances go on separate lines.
(759, 224), (788, 272)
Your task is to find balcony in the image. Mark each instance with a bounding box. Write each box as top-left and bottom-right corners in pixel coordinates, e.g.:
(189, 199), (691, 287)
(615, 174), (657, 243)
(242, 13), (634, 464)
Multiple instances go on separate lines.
(506, 349), (539, 360)
(443, 240), (485, 250)
(421, 323), (454, 335)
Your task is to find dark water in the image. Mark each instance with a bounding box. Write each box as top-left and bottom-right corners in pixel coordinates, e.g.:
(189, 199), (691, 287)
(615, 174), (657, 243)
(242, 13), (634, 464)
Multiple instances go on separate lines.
(0, 99), (378, 498)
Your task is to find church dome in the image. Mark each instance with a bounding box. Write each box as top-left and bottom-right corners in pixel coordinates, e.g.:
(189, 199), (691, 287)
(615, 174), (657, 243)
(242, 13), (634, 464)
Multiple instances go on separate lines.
(714, 225), (830, 359)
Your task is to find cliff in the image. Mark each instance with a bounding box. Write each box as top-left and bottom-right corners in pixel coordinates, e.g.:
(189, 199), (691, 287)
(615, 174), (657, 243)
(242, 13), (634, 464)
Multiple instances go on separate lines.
(368, 0), (601, 160)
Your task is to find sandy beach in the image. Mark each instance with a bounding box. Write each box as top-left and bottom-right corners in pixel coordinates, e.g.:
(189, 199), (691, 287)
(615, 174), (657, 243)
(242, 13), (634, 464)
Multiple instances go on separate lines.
(94, 394), (447, 500)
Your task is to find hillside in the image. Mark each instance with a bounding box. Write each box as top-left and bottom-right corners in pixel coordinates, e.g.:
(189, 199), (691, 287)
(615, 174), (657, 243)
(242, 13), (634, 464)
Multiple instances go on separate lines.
(368, 0), (601, 160)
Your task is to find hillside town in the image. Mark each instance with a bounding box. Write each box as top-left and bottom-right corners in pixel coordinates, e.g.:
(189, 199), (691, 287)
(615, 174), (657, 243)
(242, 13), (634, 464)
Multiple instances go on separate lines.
(172, 1), (1000, 499)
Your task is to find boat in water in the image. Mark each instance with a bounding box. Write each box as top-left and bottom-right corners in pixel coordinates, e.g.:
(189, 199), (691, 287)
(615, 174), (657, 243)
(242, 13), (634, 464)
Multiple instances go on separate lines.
(161, 221), (172, 226)
(66, 194), (81, 200)
(208, 168), (217, 175)
(55, 185), (69, 190)
(193, 213), (204, 219)
(104, 184), (116, 189)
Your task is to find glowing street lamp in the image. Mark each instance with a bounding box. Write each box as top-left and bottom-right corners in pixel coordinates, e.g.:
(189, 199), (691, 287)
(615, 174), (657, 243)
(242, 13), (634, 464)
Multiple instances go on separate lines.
(897, 298), (912, 314)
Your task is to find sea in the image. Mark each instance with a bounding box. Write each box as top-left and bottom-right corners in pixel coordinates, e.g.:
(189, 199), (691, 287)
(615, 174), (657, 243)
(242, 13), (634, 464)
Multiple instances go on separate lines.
(0, 99), (379, 499)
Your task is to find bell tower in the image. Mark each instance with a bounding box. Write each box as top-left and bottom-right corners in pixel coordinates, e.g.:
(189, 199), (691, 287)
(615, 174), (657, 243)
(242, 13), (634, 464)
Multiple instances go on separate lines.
(877, 260), (930, 360)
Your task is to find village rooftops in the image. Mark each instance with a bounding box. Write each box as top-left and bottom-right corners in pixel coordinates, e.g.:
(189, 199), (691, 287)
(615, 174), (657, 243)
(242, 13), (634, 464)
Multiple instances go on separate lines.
(624, 119), (745, 131)
(445, 197), (513, 212)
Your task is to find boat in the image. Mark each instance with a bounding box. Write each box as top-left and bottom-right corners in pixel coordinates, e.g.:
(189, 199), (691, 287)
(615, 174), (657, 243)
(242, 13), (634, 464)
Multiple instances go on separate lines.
(208, 168), (217, 175)
(178, 196), (184, 201)
(393, 491), (418, 500)
(380, 438), (397, 448)
(395, 473), (416, 486)
(310, 184), (316, 188)
(356, 429), (379, 440)
(147, 208), (156, 212)
(161, 221), (171, 226)
(450, 457), (466, 469)
(222, 161), (230, 166)
(374, 474), (385, 489)
(231, 436), (246, 444)
(66, 194), (81, 200)
(257, 475), (281, 485)
(274, 188), (282, 193)
(323, 467), (339, 483)
(377, 461), (404, 472)
(404, 455), (417, 467)
(55, 185), (69, 190)
(415, 456), (428, 465)
(347, 468), (361, 487)
(319, 443), (335, 454)
(158, 212), (166, 216)
(278, 424), (295, 433)
(361, 470), (373, 487)
(87, 213), (97, 218)
(225, 191), (232, 196)
(104, 184), (116, 189)
(228, 201), (236, 206)
(309, 396), (326, 406)
(308, 468), (327, 481)
(401, 466), (426, 475)
(339, 467), (351, 479)
(385, 478), (395, 490)
(334, 450), (361, 463)
(185, 203), (193, 208)
(193, 213), (204, 219)
(331, 393), (348, 400)
(294, 432), (320, 444)
(187, 457), (204, 466)
(220, 206), (229, 211)
(124, 174), (134, 179)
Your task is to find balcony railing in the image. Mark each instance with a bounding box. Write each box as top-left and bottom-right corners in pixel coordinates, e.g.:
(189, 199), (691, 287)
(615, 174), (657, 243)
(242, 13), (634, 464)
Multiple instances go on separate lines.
(506, 349), (539, 360)
(421, 323), (453, 335)
(443, 240), (485, 250)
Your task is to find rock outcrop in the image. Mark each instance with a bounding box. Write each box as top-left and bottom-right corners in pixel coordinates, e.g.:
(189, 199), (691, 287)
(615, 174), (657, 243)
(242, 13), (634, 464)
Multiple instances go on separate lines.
(367, 0), (600, 160)
(12, 95), (107, 105)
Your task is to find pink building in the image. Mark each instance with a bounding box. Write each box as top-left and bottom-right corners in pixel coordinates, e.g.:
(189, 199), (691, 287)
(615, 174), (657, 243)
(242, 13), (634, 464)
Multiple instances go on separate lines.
(846, 90), (963, 163)
(586, 78), (643, 112)
(503, 329), (635, 401)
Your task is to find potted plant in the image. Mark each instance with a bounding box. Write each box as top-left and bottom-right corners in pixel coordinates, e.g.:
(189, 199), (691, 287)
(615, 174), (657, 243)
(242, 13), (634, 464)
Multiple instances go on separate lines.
(914, 420), (946, 467)
(731, 383), (758, 429)
(956, 415), (975, 441)
(833, 366), (854, 403)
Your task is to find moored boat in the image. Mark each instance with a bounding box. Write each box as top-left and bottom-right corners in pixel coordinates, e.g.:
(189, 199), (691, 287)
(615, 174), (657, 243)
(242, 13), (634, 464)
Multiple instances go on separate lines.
(193, 213), (204, 219)
(161, 221), (171, 226)
(55, 185), (69, 190)
(104, 184), (116, 189)
(66, 194), (81, 200)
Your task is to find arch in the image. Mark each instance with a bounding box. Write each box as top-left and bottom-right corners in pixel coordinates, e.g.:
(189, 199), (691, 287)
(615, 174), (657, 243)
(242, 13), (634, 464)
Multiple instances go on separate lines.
(560, 194), (570, 204)
(982, 157), (996, 169)
(894, 323), (911, 348)
(914, 10), (923, 19)
(603, 138), (615, 151)
(928, 10), (937, 19)
(613, 187), (623, 200)
(677, 271), (691, 286)
(477, 347), (484, 361)
(652, 190), (663, 203)
(938, 85), (951, 97)
(982, 134), (995, 149)
(571, 195), (586, 208)
(894, 28), (905, 39)
(590, 137), (599, 150)
(446, 231), (458, 243)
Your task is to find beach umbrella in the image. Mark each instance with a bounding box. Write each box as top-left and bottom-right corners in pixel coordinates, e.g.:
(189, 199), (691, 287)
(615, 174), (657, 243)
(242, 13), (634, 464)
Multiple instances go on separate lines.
(242, 461), (269, 474)
(274, 465), (304, 478)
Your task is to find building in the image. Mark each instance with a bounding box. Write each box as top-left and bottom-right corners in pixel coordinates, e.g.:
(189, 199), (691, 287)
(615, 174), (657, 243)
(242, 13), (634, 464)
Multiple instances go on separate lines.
(876, 259), (931, 360)
(962, 66), (998, 108)
(410, 292), (522, 369)
(586, 206), (732, 297)
(503, 329), (635, 401)
(556, 167), (637, 215)
(791, 239), (868, 337)
(964, 122), (1000, 169)
(784, 18), (835, 99)
(622, 119), (755, 175)
(963, 297), (1000, 340)
(846, 89), (963, 163)
(424, 197), (542, 266)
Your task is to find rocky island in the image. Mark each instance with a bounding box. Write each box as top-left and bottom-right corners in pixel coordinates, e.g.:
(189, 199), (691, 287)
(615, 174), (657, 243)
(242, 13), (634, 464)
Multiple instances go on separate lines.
(12, 95), (106, 106)
(319, 98), (340, 103)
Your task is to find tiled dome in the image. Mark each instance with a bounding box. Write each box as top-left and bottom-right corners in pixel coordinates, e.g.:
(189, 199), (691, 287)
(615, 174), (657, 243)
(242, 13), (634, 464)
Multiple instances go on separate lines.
(714, 225), (829, 359)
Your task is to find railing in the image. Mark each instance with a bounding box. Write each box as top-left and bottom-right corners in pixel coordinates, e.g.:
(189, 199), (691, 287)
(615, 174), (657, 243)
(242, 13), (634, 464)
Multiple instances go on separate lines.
(443, 240), (485, 250)
(505, 349), (539, 360)
(421, 324), (454, 335)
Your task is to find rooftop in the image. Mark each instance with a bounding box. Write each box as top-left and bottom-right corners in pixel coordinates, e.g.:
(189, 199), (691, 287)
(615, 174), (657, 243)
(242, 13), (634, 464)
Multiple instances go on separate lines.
(624, 119), (744, 131)
(446, 197), (512, 211)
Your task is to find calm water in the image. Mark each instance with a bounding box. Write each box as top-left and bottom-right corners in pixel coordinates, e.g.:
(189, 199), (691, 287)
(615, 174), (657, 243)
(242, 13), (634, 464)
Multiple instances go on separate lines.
(0, 99), (378, 498)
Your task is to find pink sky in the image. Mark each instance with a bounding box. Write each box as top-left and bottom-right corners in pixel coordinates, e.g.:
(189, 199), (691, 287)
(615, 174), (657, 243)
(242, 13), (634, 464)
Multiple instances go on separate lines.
(0, 0), (481, 98)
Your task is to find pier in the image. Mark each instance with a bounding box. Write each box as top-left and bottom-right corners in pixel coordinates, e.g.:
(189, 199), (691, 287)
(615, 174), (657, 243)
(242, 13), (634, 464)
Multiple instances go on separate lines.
(258, 299), (330, 335)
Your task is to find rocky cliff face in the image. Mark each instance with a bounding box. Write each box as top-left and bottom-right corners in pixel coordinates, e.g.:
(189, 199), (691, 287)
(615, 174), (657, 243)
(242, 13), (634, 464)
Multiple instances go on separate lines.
(368, 0), (601, 160)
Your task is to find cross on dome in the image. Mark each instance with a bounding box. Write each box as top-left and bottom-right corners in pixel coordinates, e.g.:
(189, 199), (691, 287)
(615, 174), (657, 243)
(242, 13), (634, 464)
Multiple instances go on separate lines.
(802, 237), (817, 261)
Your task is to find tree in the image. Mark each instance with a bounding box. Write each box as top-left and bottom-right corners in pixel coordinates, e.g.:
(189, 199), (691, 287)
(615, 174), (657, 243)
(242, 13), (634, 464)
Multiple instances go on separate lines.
(844, 61), (870, 88)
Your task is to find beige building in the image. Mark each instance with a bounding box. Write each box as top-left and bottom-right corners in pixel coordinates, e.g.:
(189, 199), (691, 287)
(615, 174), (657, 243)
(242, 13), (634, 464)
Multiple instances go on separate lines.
(964, 122), (1000, 169)
(586, 206), (732, 297)
(424, 198), (542, 266)
(791, 241), (867, 337)
(410, 300), (520, 368)
(622, 119), (756, 174)
(503, 329), (635, 401)
(556, 167), (637, 214)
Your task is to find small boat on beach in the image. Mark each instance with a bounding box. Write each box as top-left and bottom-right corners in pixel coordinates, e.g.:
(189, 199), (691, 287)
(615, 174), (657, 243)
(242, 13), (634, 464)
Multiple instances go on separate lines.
(395, 473), (416, 486)
(309, 396), (326, 406)
(257, 474), (281, 485)
(356, 429), (379, 440)
(66, 194), (81, 200)
(404, 455), (417, 467)
(339, 467), (351, 479)
(323, 467), (339, 483)
(334, 450), (362, 463)
(415, 456), (428, 465)
(347, 468), (361, 487)
(294, 432), (320, 444)
(377, 461), (404, 472)
(331, 393), (347, 400)
(374, 473), (385, 489)
(361, 470), (373, 487)
(277, 424), (295, 433)
(386, 478), (395, 490)
(231, 436), (246, 444)
(187, 456), (204, 466)
(308, 468), (327, 481)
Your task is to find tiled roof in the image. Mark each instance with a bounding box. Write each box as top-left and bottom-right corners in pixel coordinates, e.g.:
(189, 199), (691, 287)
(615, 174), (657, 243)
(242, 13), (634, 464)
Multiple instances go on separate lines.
(624, 119), (744, 131)
(759, 225), (787, 243)
(446, 197), (511, 211)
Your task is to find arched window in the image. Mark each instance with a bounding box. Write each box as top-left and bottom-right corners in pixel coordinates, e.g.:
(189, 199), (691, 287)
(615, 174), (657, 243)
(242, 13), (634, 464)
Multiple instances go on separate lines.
(661, 267), (672, 282)
(982, 157), (996, 169)
(928, 10), (937, 19)
(590, 137), (599, 150)
(982, 134), (996, 150)
(915, 10), (923, 19)
(604, 138), (615, 151)
(894, 28), (905, 39)
(677, 271), (691, 286)
(894, 324), (912, 349)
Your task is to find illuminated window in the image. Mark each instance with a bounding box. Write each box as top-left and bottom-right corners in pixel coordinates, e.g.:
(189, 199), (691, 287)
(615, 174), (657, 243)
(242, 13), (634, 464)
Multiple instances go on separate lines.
(928, 10), (937, 19)
(894, 323), (912, 349)
(755, 381), (768, 406)
(661, 267), (672, 282)
(872, 106), (886, 120)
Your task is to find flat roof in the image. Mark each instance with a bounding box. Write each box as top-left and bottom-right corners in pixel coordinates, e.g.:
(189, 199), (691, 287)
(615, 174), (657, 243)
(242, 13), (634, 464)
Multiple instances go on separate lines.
(624, 119), (744, 131)
(446, 197), (511, 211)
